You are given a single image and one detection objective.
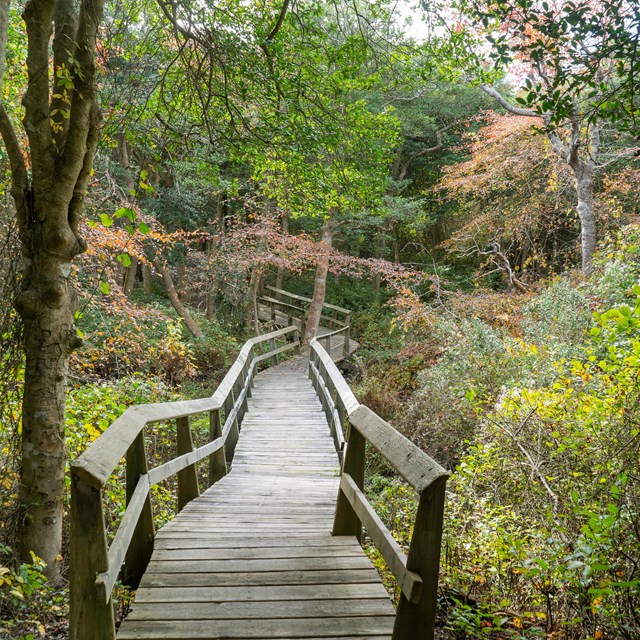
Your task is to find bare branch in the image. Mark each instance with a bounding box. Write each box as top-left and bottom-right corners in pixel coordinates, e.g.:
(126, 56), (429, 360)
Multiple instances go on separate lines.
(480, 84), (539, 118)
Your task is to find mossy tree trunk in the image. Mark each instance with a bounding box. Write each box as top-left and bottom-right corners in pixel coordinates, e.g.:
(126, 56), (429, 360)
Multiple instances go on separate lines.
(0, 0), (105, 578)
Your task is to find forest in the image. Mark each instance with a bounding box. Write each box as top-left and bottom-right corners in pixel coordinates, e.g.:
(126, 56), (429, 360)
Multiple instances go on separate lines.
(0, 0), (638, 638)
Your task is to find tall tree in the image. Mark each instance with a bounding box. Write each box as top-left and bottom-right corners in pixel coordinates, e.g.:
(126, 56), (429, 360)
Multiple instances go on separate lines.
(434, 0), (639, 272)
(0, 0), (104, 577)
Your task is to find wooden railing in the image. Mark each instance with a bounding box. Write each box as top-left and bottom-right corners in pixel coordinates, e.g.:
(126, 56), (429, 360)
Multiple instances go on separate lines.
(69, 326), (300, 640)
(259, 285), (352, 360)
(309, 339), (449, 640)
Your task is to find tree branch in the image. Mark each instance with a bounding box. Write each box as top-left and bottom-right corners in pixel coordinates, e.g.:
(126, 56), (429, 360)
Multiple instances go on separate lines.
(51, 0), (79, 148)
(23, 0), (56, 177)
(265, 0), (290, 42)
(59, 0), (104, 199)
(398, 122), (456, 181)
(480, 84), (539, 118)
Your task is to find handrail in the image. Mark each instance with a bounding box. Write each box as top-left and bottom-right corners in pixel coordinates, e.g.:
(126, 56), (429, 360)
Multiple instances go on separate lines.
(70, 325), (300, 640)
(265, 285), (352, 331)
(266, 285), (351, 316)
(309, 339), (449, 640)
(314, 324), (351, 362)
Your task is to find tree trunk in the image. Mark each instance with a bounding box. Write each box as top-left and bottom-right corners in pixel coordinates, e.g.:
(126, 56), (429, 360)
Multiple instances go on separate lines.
(373, 234), (384, 302)
(122, 255), (139, 297)
(115, 131), (139, 297)
(571, 159), (597, 274)
(206, 286), (217, 321)
(142, 263), (152, 296)
(245, 267), (263, 335)
(176, 263), (189, 302)
(304, 217), (336, 346)
(154, 261), (204, 338)
(275, 212), (288, 292)
(391, 220), (400, 263)
(0, 0), (105, 578)
(17, 248), (83, 578)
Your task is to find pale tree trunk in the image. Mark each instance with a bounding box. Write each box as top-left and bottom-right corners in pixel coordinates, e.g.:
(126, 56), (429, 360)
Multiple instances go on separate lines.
(206, 286), (217, 320)
(391, 220), (400, 263)
(245, 269), (262, 335)
(205, 238), (218, 320)
(571, 158), (597, 273)
(245, 198), (275, 333)
(304, 216), (337, 346)
(0, 0), (105, 578)
(154, 261), (204, 338)
(373, 234), (384, 302)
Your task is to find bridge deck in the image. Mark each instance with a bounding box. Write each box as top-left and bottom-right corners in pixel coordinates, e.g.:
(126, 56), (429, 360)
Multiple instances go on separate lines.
(117, 361), (394, 639)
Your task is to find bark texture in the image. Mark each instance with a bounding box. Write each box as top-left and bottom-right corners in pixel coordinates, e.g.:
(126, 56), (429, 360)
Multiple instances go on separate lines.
(304, 217), (336, 346)
(0, 0), (105, 577)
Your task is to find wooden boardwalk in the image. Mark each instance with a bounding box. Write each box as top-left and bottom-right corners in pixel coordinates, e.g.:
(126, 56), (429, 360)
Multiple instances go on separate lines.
(71, 322), (447, 640)
(117, 362), (395, 639)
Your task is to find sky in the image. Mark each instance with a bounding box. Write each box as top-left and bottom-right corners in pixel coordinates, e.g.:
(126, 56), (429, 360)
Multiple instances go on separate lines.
(395, 0), (430, 42)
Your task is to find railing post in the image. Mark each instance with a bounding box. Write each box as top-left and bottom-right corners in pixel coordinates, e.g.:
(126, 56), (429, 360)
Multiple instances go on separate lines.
(224, 389), (240, 464)
(69, 474), (116, 640)
(177, 416), (200, 511)
(318, 360), (329, 418)
(393, 477), (448, 640)
(269, 337), (279, 365)
(344, 323), (351, 359)
(243, 361), (252, 398)
(333, 423), (365, 541)
(208, 408), (227, 485)
(308, 348), (316, 384)
(123, 432), (154, 588)
(248, 347), (255, 391)
(336, 396), (347, 438)
(294, 327), (301, 354)
(237, 370), (249, 421)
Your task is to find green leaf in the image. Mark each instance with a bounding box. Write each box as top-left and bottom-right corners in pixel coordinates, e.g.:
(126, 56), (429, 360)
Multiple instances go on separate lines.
(114, 207), (136, 222)
(99, 281), (110, 295)
(117, 253), (132, 267)
(137, 222), (150, 234)
(99, 213), (113, 227)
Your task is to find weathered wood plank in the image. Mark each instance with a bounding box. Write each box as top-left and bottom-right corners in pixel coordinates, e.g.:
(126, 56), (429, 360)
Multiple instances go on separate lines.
(140, 569), (382, 587)
(127, 598), (395, 620)
(117, 616), (394, 639)
(133, 583), (390, 603)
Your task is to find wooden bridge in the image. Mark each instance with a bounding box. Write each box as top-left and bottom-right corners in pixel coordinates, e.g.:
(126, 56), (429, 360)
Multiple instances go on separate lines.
(257, 286), (358, 363)
(70, 301), (448, 640)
